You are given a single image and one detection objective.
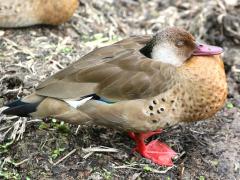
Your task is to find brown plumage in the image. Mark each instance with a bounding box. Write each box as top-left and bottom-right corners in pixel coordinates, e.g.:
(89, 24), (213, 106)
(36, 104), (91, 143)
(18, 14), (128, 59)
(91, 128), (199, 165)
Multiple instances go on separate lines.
(0, 0), (79, 27)
(2, 27), (227, 166)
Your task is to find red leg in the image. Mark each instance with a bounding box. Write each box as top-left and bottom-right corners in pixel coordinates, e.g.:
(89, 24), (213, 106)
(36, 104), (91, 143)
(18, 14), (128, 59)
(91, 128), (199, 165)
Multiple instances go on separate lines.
(128, 130), (177, 166)
(128, 130), (162, 141)
(139, 129), (163, 140)
(128, 132), (136, 140)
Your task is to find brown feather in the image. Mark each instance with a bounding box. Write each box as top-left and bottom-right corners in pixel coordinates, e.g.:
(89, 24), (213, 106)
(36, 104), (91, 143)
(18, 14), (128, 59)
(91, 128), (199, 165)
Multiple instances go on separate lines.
(36, 36), (177, 101)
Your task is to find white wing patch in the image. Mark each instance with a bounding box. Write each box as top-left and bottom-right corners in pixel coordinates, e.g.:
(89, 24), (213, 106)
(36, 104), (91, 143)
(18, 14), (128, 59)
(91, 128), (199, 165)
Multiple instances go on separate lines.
(65, 96), (93, 108)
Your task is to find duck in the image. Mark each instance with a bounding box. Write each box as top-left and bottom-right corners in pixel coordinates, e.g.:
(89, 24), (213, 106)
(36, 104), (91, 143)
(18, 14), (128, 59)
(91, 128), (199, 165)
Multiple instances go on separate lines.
(0, 0), (78, 28)
(2, 27), (227, 166)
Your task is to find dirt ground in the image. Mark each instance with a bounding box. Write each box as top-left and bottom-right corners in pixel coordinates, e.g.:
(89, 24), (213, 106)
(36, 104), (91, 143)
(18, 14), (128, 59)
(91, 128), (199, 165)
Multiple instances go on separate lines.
(0, 0), (240, 179)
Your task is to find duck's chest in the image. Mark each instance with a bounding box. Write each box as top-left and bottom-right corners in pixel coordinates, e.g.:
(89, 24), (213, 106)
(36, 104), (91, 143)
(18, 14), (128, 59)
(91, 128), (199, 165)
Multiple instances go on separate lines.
(139, 56), (227, 129)
(174, 55), (227, 121)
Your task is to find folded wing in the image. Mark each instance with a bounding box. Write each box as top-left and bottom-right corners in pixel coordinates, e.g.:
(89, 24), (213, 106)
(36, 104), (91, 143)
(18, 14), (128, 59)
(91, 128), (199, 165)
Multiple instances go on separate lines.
(36, 36), (177, 101)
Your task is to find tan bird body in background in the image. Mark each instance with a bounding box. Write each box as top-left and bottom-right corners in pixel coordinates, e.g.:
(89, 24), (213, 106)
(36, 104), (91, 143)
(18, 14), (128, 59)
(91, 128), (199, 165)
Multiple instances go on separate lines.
(0, 0), (79, 27)
(2, 28), (227, 166)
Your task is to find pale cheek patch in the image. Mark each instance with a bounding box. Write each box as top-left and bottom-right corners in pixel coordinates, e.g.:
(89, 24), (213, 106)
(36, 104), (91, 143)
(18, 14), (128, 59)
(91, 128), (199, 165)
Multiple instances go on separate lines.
(151, 44), (183, 67)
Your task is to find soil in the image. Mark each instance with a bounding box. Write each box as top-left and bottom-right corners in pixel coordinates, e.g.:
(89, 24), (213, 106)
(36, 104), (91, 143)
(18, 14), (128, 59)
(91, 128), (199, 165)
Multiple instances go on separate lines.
(0, 0), (240, 179)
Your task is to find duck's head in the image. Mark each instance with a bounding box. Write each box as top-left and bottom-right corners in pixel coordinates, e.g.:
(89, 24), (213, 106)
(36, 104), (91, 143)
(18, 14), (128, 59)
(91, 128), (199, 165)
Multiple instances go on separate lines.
(140, 27), (223, 67)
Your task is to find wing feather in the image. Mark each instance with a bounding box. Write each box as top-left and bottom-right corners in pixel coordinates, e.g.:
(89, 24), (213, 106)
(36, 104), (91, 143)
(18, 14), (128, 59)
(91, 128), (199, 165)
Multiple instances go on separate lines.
(36, 36), (177, 101)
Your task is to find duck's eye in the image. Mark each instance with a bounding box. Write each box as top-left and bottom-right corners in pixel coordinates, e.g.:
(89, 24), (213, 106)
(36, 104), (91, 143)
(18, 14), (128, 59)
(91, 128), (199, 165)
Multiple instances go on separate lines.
(175, 40), (185, 47)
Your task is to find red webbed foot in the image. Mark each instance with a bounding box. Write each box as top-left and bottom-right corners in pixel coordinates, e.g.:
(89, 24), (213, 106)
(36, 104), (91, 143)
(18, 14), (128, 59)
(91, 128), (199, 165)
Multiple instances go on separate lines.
(128, 130), (177, 166)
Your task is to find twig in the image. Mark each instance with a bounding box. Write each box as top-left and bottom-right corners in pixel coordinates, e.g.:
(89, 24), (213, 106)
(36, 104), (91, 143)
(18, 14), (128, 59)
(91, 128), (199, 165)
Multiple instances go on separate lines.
(53, 149), (77, 166)
(114, 163), (175, 174)
(75, 125), (81, 135)
(83, 152), (94, 159)
(14, 158), (29, 167)
(27, 119), (43, 123)
(0, 157), (11, 169)
(189, 128), (205, 135)
(0, 127), (12, 142)
(1, 115), (19, 121)
(131, 172), (142, 180)
(150, 166), (175, 174)
(0, 126), (11, 132)
(10, 117), (27, 141)
(114, 163), (139, 169)
(82, 146), (119, 159)
(0, 106), (8, 113)
(82, 146), (119, 153)
(2, 87), (22, 94)
(6, 64), (32, 73)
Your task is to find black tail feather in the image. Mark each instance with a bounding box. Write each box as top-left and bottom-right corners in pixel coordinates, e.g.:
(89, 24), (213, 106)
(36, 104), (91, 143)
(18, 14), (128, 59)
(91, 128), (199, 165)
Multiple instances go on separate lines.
(5, 99), (28, 108)
(2, 99), (39, 117)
